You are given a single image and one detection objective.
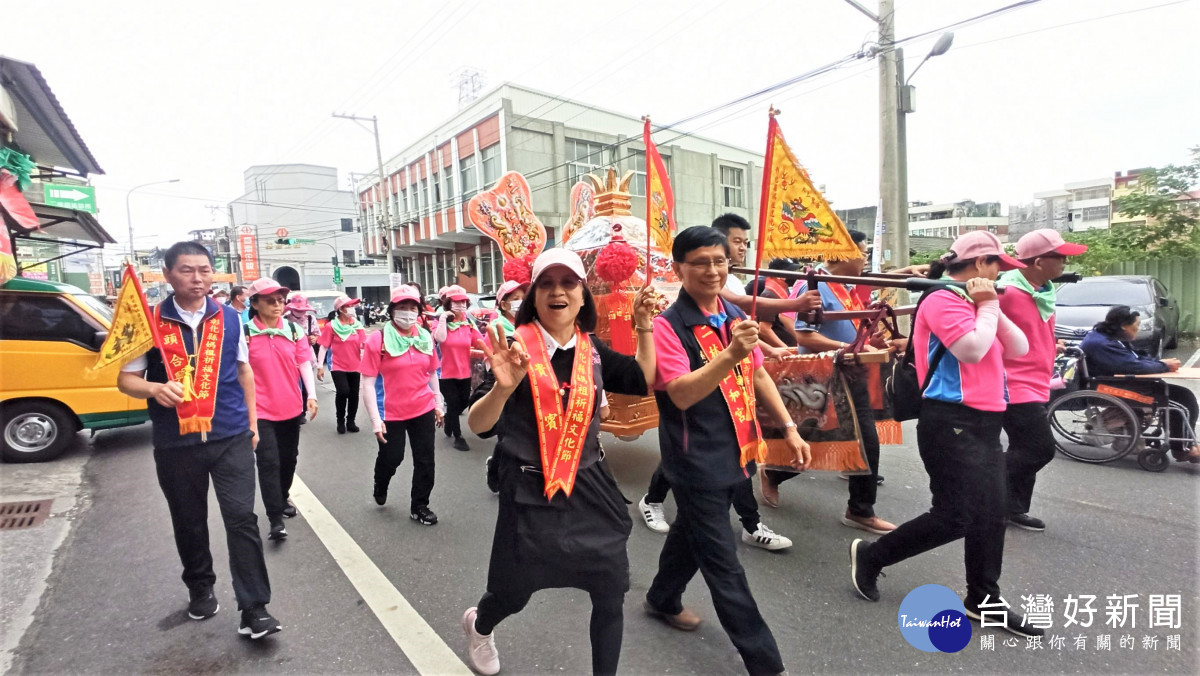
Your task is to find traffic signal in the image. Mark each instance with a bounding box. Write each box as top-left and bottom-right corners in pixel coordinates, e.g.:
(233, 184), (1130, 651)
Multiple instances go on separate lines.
(275, 238), (294, 245)
(331, 255), (339, 266)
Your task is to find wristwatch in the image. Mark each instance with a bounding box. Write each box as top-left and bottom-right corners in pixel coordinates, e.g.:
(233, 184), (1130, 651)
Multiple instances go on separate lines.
(784, 421), (797, 430)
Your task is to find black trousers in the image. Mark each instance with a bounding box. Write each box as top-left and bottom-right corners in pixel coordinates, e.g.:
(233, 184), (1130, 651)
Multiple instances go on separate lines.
(440, 377), (472, 439)
(767, 373), (881, 517)
(331, 370), (361, 425)
(646, 484), (784, 676)
(475, 589), (625, 675)
(1003, 402), (1054, 516)
(863, 400), (1007, 604)
(374, 411), (436, 510)
(153, 432), (271, 611)
(255, 416), (302, 520)
(645, 464), (760, 532)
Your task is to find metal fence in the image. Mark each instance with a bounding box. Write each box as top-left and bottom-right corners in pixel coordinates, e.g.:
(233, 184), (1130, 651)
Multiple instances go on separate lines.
(1102, 259), (1199, 334)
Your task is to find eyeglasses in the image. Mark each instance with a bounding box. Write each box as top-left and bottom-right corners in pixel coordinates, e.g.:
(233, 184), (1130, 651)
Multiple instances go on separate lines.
(681, 257), (729, 270)
(256, 295), (287, 305)
(536, 276), (581, 291)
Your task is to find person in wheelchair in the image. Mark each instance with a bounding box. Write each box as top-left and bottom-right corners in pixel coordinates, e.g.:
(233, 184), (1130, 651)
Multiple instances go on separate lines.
(1080, 305), (1199, 463)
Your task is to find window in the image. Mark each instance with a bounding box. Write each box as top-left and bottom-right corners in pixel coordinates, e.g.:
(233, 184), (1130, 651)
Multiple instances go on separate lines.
(341, 218), (353, 232)
(481, 145), (500, 186)
(419, 179), (428, 212)
(627, 150), (670, 197)
(342, 250), (356, 265)
(566, 139), (607, 185)
(432, 171), (441, 205)
(721, 166), (745, 208)
(443, 169), (454, 204)
(0, 293), (103, 349)
(460, 154), (478, 197)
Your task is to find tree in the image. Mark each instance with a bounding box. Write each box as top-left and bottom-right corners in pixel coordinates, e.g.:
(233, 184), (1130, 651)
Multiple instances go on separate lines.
(1065, 146), (1200, 274)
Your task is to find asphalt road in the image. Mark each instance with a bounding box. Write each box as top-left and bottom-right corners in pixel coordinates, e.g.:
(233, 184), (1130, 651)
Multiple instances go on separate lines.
(3, 344), (1198, 675)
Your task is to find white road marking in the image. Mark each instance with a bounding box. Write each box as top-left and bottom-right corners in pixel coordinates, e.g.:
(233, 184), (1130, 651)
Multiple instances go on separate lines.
(289, 476), (471, 676)
(1183, 346), (1200, 368)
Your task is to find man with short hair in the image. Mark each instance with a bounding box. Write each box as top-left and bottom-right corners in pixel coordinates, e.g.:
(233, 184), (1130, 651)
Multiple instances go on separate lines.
(229, 285), (250, 325)
(118, 242), (280, 639)
(645, 225), (810, 676)
(998, 229), (1087, 531)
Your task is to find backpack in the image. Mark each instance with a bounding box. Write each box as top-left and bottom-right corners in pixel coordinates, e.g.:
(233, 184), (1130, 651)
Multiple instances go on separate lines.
(885, 290), (948, 421)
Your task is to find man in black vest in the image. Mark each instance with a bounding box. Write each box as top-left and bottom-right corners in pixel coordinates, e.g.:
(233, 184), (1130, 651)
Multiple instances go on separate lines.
(644, 226), (810, 675)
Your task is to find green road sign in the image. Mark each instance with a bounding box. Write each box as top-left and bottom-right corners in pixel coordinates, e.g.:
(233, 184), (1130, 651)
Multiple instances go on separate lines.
(43, 183), (97, 213)
(333, 266), (343, 285)
(294, 238), (317, 244)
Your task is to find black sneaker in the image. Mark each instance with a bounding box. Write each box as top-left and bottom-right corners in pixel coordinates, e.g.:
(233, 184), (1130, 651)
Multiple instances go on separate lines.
(410, 506), (438, 526)
(238, 605), (281, 639)
(337, 422), (346, 434)
(187, 587), (219, 620)
(346, 421), (360, 433)
(1007, 513), (1046, 532)
(374, 484), (387, 506)
(964, 598), (1045, 638)
(282, 500), (297, 519)
(485, 456), (500, 494)
(268, 518), (288, 541)
(453, 436), (471, 452)
(849, 539), (881, 602)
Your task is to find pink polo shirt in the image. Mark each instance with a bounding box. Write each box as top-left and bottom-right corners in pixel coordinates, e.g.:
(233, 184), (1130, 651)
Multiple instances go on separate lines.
(247, 318), (313, 422)
(915, 290), (1008, 412)
(438, 323), (484, 380)
(360, 330), (441, 421)
(652, 314), (764, 391)
(998, 286), (1056, 404)
(318, 321), (366, 372)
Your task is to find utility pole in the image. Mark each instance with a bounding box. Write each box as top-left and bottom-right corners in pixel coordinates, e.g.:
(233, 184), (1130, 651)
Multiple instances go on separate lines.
(875, 0), (906, 272)
(333, 113), (394, 275)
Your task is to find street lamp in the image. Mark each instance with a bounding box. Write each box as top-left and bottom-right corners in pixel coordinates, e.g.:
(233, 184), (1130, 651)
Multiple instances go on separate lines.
(126, 179), (180, 262)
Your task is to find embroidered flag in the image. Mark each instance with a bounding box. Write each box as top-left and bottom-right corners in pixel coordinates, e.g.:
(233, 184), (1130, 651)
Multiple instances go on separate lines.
(87, 264), (159, 377)
(755, 113), (860, 263)
(643, 118), (676, 253)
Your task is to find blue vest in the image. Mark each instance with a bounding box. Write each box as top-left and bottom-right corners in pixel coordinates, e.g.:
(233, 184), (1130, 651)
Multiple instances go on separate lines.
(654, 290), (752, 490)
(145, 297), (249, 448)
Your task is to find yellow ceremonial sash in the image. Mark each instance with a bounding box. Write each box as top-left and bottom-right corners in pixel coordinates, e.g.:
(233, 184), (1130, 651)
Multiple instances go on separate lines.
(514, 324), (597, 500)
(692, 323), (766, 468)
(155, 304), (224, 438)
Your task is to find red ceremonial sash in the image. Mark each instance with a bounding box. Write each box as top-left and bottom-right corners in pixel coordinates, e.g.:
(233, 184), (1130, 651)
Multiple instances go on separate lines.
(823, 279), (864, 313)
(155, 304), (224, 438)
(691, 323), (766, 468)
(763, 277), (789, 301)
(514, 324), (597, 500)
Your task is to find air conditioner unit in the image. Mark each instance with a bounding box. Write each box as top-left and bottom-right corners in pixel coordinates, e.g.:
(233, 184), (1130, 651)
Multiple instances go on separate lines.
(457, 256), (474, 274)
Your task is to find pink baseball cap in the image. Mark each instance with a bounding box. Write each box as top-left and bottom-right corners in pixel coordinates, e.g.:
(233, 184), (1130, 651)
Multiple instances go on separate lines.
(389, 285), (422, 305)
(530, 248), (587, 286)
(947, 231), (1025, 271)
(442, 284), (469, 302)
(495, 280), (528, 302)
(1014, 229), (1088, 260)
(333, 295), (361, 311)
(247, 278), (287, 298)
(285, 292), (315, 312)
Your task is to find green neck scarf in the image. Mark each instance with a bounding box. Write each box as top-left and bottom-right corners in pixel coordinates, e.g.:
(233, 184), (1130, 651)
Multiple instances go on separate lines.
(938, 276), (974, 304)
(247, 318), (296, 340)
(445, 318), (470, 331)
(383, 322), (433, 357)
(998, 268), (1055, 321)
(490, 315), (515, 337)
(331, 316), (363, 340)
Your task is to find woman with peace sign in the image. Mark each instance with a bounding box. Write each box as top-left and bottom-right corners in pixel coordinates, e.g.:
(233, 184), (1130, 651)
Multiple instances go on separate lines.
(459, 248), (656, 676)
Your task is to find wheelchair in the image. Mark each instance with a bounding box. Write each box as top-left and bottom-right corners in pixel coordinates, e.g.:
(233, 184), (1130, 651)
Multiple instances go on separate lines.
(1046, 347), (1197, 472)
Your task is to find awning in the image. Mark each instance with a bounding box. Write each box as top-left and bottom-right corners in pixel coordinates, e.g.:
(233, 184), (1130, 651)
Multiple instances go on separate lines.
(3, 201), (117, 272)
(0, 57), (104, 177)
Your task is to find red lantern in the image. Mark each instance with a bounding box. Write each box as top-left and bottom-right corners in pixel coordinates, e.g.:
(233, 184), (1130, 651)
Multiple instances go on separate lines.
(595, 234), (639, 285)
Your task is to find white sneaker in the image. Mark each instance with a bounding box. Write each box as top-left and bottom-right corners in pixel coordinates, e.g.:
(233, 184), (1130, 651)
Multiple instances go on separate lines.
(742, 523), (793, 551)
(461, 607), (499, 675)
(639, 495), (670, 533)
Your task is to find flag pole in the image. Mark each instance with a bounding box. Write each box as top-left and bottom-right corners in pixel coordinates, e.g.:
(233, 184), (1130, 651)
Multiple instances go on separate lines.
(125, 262), (163, 352)
(642, 116), (652, 285)
(749, 107), (780, 321)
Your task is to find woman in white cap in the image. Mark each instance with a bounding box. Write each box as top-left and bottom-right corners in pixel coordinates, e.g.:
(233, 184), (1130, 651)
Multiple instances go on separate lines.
(317, 295), (366, 434)
(460, 248), (657, 676)
(433, 284), (485, 452)
(244, 278), (319, 540)
(360, 285), (445, 526)
(490, 280), (527, 336)
(849, 231), (1041, 637)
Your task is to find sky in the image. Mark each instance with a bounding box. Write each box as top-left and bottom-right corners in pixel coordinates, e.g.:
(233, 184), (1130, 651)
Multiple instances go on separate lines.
(6, 0), (1198, 255)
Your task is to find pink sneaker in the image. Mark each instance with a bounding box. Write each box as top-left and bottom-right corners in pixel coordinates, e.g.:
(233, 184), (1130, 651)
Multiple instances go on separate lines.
(840, 511), (897, 535)
(461, 607), (499, 675)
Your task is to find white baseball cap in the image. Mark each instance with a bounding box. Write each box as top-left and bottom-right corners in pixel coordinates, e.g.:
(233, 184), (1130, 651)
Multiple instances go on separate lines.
(529, 248), (587, 286)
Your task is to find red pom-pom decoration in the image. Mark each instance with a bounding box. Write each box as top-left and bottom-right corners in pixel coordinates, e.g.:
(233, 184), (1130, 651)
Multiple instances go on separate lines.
(502, 253), (536, 285)
(595, 235), (639, 284)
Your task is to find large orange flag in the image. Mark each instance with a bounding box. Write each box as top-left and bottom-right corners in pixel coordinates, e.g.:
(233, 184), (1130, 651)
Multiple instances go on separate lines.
(87, 264), (159, 377)
(755, 113), (860, 264)
(643, 118), (676, 254)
